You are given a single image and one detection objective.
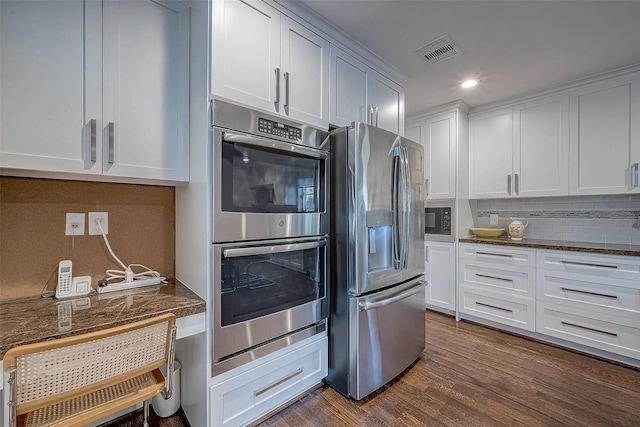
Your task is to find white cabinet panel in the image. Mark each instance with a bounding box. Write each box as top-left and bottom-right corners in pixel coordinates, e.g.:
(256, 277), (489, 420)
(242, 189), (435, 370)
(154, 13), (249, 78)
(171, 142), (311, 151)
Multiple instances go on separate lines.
(425, 242), (455, 312)
(1, 0), (189, 182)
(102, 0), (189, 181)
(570, 72), (640, 195)
(209, 336), (327, 427)
(0, 0), (101, 174)
(459, 243), (536, 267)
(459, 288), (536, 332)
(280, 16), (329, 129)
(329, 46), (369, 127)
(211, 0), (328, 129)
(513, 93), (569, 197)
(211, 0), (280, 114)
(468, 108), (512, 198)
(424, 112), (456, 199)
(372, 75), (403, 135)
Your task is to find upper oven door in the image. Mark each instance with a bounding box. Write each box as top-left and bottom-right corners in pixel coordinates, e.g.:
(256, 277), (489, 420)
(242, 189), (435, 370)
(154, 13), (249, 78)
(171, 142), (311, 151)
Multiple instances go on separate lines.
(212, 128), (329, 242)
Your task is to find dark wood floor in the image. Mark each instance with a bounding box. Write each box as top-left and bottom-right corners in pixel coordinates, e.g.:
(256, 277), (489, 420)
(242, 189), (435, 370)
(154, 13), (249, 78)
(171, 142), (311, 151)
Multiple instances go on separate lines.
(259, 311), (640, 427)
(107, 311), (640, 426)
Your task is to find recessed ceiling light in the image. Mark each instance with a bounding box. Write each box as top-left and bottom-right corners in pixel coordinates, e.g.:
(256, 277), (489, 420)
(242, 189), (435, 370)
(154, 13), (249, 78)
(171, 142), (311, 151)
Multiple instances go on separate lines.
(461, 79), (478, 88)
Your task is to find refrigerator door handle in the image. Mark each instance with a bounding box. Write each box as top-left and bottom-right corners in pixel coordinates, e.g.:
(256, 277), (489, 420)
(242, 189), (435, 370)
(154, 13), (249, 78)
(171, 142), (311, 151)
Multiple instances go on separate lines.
(359, 280), (426, 311)
(401, 146), (411, 269)
(392, 147), (402, 269)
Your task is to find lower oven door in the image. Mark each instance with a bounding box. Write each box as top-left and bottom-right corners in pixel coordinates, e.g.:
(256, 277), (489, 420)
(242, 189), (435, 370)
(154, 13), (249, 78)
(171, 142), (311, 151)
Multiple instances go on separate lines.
(213, 236), (328, 368)
(349, 276), (426, 400)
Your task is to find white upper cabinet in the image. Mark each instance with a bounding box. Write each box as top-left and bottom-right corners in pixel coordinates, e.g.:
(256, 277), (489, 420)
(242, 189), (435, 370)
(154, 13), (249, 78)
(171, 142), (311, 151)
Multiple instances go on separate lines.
(513, 93), (569, 197)
(424, 112), (456, 200)
(469, 93), (569, 199)
(0, 0), (190, 182)
(211, 0), (329, 129)
(469, 108), (513, 198)
(329, 45), (404, 134)
(329, 46), (370, 127)
(569, 72), (640, 195)
(0, 0), (101, 175)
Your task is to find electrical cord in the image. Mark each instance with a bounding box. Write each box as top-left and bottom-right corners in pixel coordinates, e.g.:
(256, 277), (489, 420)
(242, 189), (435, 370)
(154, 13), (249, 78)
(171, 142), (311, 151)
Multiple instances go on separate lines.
(96, 220), (162, 283)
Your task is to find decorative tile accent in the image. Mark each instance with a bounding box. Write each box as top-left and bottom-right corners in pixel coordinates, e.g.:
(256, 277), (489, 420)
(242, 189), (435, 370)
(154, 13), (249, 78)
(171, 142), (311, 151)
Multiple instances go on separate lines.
(477, 210), (640, 219)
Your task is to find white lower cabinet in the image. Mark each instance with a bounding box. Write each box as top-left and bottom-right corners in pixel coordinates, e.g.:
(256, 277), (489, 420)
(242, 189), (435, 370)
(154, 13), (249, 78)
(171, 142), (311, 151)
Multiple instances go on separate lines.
(424, 241), (456, 312)
(209, 335), (327, 427)
(458, 244), (536, 331)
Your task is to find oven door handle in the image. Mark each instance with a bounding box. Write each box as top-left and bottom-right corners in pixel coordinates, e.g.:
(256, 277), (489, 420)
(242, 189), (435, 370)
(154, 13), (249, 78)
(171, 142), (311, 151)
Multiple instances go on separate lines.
(223, 132), (328, 160)
(223, 240), (326, 258)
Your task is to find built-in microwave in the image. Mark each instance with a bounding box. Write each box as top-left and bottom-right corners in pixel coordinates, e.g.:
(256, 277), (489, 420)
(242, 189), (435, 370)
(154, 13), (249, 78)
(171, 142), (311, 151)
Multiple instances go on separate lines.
(425, 201), (454, 242)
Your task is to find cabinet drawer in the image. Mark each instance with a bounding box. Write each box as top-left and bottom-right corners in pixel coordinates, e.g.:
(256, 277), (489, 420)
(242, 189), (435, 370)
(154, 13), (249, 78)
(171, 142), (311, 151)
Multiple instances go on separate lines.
(537, 302), (640, 360)
(537, 269), (640, 320)
(210, 336), (327, 427)
(537, 250), (640, 281)
(459, 244), (536, 267)
(459, 259), (535, 297)
(459, 287), (535, 332)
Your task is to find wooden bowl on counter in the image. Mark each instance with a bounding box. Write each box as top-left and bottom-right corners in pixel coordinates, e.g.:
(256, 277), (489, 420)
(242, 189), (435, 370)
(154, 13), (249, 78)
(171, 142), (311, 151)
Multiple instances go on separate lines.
(470, 228), (505, 238)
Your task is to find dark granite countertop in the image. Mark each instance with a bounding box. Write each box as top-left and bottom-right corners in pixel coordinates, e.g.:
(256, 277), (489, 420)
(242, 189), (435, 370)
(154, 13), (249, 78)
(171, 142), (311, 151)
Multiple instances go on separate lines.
(0, 280), (205, 360)
(459, 236), (640, 256)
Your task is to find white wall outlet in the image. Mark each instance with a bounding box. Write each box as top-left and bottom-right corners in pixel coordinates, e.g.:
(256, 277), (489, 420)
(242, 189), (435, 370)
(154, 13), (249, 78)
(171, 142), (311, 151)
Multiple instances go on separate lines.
(65, 213), (85, 236)
(489, 214), (499, 225)
(89, 212), (108, 235)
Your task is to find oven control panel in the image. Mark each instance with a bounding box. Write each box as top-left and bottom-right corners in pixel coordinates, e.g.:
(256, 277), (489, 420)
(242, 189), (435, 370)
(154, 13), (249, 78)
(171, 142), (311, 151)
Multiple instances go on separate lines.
(258, 118), (302, 141)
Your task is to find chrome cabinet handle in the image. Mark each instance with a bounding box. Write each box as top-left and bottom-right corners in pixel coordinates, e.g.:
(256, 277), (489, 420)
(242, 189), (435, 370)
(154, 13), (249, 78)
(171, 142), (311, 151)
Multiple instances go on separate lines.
(560, 287), (618, 299)
(284, 71), (289, 107)
(374, 105), (379, 126)
(82, 119), (96, 169)
(369, 104), (375, 125)
(254, 368), (303, 396)
(632, 163), (639, 188)
(560, 260), (617, 269)
(425, 178), (429, 196)
(223, 240), (325, 258)
(476, 273), (513, 282)
(274, 68), (280, 104)
(507, 174), (512, 195)
(476, 251), (513, 258)
(475, 301), (513, 313)
(514, 173), (519, 195)
(561, 321), (618, 337)
(103, 122), (114, 166)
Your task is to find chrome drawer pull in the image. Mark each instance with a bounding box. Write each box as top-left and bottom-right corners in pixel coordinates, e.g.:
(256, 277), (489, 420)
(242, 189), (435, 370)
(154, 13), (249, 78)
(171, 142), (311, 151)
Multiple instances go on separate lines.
(560, 287), (618, 299)
(476, 251), (513, 258)
(560, 260), (617, 269)
(561, 321), (618, 337)
(254, 368), (303, 397)
(476, 273), (513, 282)
(475, 302), (513, 313)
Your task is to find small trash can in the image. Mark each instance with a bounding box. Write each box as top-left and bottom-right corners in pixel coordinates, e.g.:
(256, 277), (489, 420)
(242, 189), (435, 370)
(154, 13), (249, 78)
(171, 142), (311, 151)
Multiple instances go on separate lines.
(152, 360), (181, 418)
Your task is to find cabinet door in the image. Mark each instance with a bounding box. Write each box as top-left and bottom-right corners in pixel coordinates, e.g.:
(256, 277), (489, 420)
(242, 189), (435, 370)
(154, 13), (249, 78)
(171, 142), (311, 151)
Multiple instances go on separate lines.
(280, 15), (329, 129)
(425, 242), (456, 312)
(0, 0), (102, 174)
(469, 108), (513, 198)
(513, 93), (569, 197)
(329, 46), (370, 127)
(371, 74), (404, 135)
(102, 0), (189, 181)
(569, 72), (640, 195)
(424, 112), (456, 199)
(211, 0), (280, 115)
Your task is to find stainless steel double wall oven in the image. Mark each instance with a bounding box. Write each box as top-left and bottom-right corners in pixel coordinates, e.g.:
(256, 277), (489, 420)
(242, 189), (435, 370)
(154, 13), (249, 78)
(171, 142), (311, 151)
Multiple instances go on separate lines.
(211, 100), (329, 375)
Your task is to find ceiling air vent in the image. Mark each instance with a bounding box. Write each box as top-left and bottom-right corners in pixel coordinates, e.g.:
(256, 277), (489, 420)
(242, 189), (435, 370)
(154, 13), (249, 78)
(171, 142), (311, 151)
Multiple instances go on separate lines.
(415, 35), (461, 65)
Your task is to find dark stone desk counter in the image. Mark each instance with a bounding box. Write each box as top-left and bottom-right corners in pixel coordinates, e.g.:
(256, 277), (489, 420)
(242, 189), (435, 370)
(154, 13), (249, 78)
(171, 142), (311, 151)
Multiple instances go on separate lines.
(0, 280), (205, 360)
(459, 236), (640, 257)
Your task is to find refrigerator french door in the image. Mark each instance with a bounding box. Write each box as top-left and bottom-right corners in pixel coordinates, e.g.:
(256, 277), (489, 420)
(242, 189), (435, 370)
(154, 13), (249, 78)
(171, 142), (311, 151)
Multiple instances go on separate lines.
(327, 123), (426, 400)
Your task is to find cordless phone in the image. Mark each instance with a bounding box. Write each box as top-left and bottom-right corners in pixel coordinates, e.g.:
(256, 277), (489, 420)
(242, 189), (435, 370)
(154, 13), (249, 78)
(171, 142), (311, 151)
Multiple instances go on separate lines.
(55, 260), (73, 298)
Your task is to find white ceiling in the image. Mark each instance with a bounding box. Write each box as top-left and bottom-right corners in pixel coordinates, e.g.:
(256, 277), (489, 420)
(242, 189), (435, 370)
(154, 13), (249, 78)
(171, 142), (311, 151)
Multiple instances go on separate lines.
(293, 0), (640, 117)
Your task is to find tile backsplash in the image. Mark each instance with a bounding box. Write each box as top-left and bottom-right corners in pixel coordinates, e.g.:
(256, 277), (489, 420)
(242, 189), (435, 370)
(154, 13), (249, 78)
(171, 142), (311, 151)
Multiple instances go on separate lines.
(473, 194), (640, 244)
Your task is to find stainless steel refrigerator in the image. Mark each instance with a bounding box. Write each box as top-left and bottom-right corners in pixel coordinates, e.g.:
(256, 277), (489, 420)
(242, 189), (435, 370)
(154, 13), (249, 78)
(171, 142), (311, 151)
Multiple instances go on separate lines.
(326, 122), (426, 400)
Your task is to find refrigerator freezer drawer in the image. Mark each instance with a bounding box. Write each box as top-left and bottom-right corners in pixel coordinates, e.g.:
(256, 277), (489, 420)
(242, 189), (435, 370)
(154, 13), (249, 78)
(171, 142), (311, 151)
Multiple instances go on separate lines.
(350, 278), (426, 400)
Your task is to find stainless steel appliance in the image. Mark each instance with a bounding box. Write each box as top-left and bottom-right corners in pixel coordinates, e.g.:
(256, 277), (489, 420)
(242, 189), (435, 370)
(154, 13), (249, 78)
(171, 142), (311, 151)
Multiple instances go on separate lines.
(326, 123), (426, 400)
(211, 100), (329, 375)
(424, 201), (455, 242)
(211, 100), (329, 243)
